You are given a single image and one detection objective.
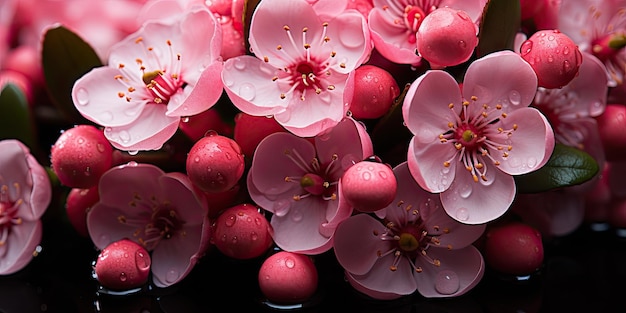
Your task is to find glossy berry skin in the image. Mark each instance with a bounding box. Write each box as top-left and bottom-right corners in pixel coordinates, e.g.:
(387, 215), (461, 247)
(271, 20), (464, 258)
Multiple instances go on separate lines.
(258, 251), (318, 304)
(94, 239), (151, 291)
(416, 7), (478, 68)
(519, 29), (583, 89)
(350, 65), (400, 120)
(212, 203), (273, 259)
(596, 104), (626, 161)
(65, 186), (99, 237)
(341, 161), (397, 213)
(233, 112), (286, 159)
(50, 125), (113, 188)
(186, 133), (245, 193)
(484, 222), (544, 276)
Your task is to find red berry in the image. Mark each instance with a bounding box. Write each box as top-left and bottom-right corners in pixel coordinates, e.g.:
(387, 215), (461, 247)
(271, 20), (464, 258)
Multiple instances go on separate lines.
(416, 7), (478, 68)
(596, 104), (626, 161)
(341, 161), (397, 213)
(519, 29), (583, 89)
(350, 65), (400, 119)
(94, 239), (151, 291)
(258, 251), (318, 304)
(186, 132), (245, 193)
(65, 186), (99, 237)
(233, 112), (286, 158)
(50, 125), (113, 188)
(178, 108), (233, 142)
(212, 203), (273, 259)
(484, 222), (544, 276)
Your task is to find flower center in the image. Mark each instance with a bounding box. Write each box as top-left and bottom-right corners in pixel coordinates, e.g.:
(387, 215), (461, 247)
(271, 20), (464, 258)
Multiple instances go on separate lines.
(284, 148), (340, 201)
(0, 184), (23, 254)
(117, 193), (185, 251)
(592, 33), (626, 63)
(114, 38), (184, 105)
(438, 96), (518, 182)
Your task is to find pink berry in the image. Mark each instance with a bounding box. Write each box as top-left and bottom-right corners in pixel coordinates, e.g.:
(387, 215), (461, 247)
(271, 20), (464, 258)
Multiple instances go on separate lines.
(519, 29), (583, 89)
(1, 45), (44, 87)
(484, 222), (544, 276)
(596, 104), (626, 161)
(212, 203), (273, 259)
(350, 65), (400, 120)
(65, 186), (99, 237)
(341, 160), (397, 213)
(233, 112), (286, 159)
(94, 239), (151, 291)
(178, 108), (233, 142)
(416, 7), (478, 68)
(50, 125), (113, 188)
(186, 132), (245, 193)
(258, 251), (318, 304)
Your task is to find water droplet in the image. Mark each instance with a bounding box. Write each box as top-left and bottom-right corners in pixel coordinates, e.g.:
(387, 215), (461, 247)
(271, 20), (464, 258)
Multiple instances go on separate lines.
(135, 251), (151, 271)
(434, 270), (460, 295)
(455, 208), (469, 221)
(527, 157), (537, 168)
(165, 269), (179, 283)
(458, 184), (472, 198)
(509, 157), (522, 168)
(225, 214), (236, 227)
(97, 143), (105, 153)
(232, 236), (238, 244)
(118, 130), (130, 143)
(273, 199), (291, 216)
(100, 111), (113, 122)
(507, 90), (521, 106)
(378, 170), (388, 180)
(181, 116), (190, 123)
(194, 156), (200, 163)
(285, 257), (295, 268)
(361, 171), (371, 181)
(76, 88), (89, 105)
(255, 217), (262, 226)
(205, 130), (218, 137)
(251, 232), (258, 241)
(120, 272), (127, 282)
(128, 150), (139, 156)
(589, 100), (604, 116)
(562, 60), (572, 72)
(458, 40), (467, 49)
(291, 209), (303, 222)
(239, 83), (256, 101)
(234, 58), (247, 70)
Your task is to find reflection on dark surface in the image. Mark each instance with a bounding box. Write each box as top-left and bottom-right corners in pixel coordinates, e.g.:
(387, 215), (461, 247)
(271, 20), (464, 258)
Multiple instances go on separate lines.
(3, 219), (626, 313)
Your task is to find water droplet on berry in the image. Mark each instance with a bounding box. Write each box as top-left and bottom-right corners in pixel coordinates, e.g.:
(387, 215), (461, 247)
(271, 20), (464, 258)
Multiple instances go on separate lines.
(76, 88), (89, 105)
(458, 40), (467, 49)
(239, 83), (256, 101)
(251, 232), (258, 241)
(434, 270), (460, 295)
(285, 257), (295, 268)
(455, 208), (469, 221)
(120, 272), (127, 282)
(225, 214), (236, 227)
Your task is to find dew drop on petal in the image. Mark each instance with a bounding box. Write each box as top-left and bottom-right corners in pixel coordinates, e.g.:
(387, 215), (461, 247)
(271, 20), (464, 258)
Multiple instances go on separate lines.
(239, 83), (256, 101)
(458, 184), (472, 198)
(434, 270), (460, 295)
(119, 130), (131, 143)
(273, 199), (291, 217)
(527, 157), (537, 168)
(455, 208), (469, 221)
(166, 269), (179, 283)
(291, 209), (303, 222)
(234, 57), (247, 70)
(76, 88), (89, 105)
(508, 90), (521, 105)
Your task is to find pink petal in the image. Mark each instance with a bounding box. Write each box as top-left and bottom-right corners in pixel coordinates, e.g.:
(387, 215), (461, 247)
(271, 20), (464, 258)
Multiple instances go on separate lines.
(557, 52), (608, 117)
(462, 51), (537, 112)
(247, 173), (301, 216)
(348, 252), (418, 295)
(87, 202), (147, 249)
(441, 166), (515, 224)
(423, 205), (486, 249)
(103, 104), (180, 151)
(222, 55), (289, 116)
(512, 191), (584, 237)
(414, 245), (484, 298)
(72, 67), (148, 127)
(344, 271), (405, 300)
(167, 61), (224, 117)
(178, 8), (222, 84)
(368, 9), (422, 65)
(315, 118), (371, 170)
(492, 108), (555, 176)
(0, 220), (41, 275)
(158, 173), (207, 225)
(333, 213), (391, 275)
(407, 137), (458, 193)
(151, 223), (206, 287)
(270, 197), (333, 254)
(25, 153), (52, 220)
(324, 10), (372, 72)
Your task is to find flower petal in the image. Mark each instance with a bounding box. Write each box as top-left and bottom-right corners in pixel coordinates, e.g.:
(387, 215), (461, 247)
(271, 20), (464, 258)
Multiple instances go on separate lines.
(0, 220), (41, 275)
(347, 251), (418, 296)
(493, 107), (555, 175)
(414, 245), (484, 298)
(462, 51), (537, 112)
(333, 213), (390, 275)
(324, 10), (371, 72)
(177, 8), (222, 84)
(315, 118), (371, 171)
(158, 173), (207, 226)
(441, 166), (515, 224)
(167, 61), (224, 117)
(270, 197), (332, 254)
(407, 137), (457, 193)
(151, 223), (206, 287)
(368, 9), (422, 65)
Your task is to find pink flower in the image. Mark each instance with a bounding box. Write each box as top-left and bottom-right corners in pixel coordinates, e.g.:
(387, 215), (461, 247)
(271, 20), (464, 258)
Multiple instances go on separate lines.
(72, 7), (223, 152)
(221, 0), (372, 137)
(87, 162), (211, 288)
(559, 0), (626, 86)
(333, 162), (485, 299)
(367, 0), (486, 66)
(0, 140), (51, 275)
(403, 51), (555, 224)
(247, 118), (373, 254)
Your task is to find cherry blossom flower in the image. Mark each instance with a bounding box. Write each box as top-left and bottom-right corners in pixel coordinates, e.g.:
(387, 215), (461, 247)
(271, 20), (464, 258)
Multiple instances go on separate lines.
(221, 0), (372, 138)
(559, 0), (626, 86)
(247, 118), (373, 254)
(87, 162), (211, 288)
(403, 51), (555, 224)
(0, 140), (51, 275)
(367, 0), (486, 66)
(72, 7), (223, 152)
(333, 162), (485, 299)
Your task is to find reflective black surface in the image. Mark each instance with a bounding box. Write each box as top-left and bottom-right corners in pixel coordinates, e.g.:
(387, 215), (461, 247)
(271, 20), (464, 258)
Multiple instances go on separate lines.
(3, 219), (626, 313)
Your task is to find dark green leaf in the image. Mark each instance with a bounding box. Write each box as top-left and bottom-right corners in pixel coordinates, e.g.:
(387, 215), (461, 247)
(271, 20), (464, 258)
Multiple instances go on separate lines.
(41, 25), (102, 123)
(476, 0), (521, 57)
(515, 144), (599, 193)
(0, 83), (37, 150)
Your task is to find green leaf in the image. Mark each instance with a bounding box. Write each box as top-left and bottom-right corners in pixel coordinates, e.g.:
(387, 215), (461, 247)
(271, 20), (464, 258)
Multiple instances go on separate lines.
(0, 83), (37, 150)
(515, 144), (600, 193)
(476, 0), (521, 57)
(41, 25), (103, 122)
